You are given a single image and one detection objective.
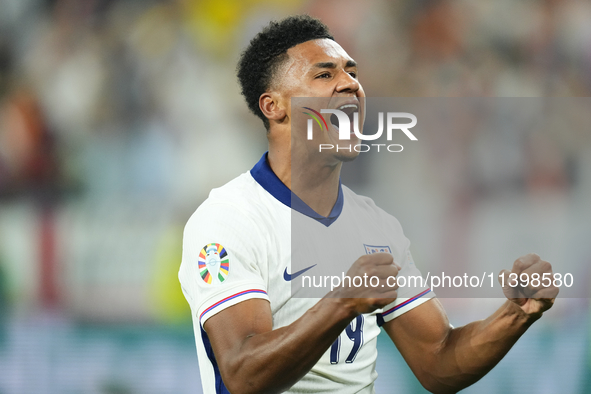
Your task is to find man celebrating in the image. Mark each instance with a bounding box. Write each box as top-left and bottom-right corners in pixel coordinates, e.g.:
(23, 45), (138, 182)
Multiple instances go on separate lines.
(179, 15), (557, 393)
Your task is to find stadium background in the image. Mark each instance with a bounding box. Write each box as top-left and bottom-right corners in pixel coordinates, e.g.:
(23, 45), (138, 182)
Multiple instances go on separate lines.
(0, 0), (590, 393)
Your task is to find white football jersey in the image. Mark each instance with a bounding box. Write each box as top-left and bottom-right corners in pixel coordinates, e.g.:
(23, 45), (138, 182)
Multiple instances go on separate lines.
(179, 153), (434, 393)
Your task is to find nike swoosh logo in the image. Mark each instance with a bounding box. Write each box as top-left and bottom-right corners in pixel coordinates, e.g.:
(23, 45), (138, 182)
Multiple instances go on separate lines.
(284, 264), (317, 281)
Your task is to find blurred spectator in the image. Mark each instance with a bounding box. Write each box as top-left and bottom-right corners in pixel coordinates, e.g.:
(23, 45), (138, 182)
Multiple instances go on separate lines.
(0, 88), (60, 199)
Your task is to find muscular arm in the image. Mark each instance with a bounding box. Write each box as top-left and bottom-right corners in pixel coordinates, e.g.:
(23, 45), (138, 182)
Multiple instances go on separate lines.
(203, 253), (398, 394)
(204, 298), (354, 394)
(384, 253), (557, 394)
(385, 298), (536, 393)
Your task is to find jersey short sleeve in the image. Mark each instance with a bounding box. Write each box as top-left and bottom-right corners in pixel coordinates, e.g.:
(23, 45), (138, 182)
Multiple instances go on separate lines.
(179, 201), (269, 328)
(375, 208), (435, 324)
(378, 247), (435, 324)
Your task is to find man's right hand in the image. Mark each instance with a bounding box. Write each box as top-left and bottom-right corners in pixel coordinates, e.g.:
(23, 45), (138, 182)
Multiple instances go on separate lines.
(330, 252), (400, 314)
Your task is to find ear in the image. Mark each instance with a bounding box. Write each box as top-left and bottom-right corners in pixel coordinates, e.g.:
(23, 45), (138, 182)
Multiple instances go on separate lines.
(259, 92), (286, 124)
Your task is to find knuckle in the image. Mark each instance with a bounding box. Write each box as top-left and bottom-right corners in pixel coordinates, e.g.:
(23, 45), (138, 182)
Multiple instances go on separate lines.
(514, 258), (525, 269)
(357, 255), (369, 265)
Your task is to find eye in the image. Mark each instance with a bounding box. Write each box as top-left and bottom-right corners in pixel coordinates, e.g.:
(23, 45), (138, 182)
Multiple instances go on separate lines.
(348, 71), (357, 78)
(316, 72), (331, 79)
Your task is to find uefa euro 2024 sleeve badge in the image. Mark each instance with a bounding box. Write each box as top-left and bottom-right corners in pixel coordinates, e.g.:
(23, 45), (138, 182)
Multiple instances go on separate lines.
(198, 243), (230, 284)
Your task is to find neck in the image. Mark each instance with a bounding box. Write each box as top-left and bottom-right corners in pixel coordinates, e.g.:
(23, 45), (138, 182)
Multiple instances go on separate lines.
(268, 145), (291, 188)
(292, 160), (341, 217)
(268, 143), (342, 217)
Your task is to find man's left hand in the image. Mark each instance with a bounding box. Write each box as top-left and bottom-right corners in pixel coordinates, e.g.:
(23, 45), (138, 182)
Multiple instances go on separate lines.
(498, 253), (559, 317)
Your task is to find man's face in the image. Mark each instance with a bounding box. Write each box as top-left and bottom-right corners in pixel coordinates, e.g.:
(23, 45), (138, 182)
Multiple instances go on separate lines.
(275, 39), (366, 162)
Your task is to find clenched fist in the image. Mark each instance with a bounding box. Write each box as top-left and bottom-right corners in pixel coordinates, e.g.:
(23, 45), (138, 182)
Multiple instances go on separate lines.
(498, 253), (558, 317)
(331, 252), (400, 315)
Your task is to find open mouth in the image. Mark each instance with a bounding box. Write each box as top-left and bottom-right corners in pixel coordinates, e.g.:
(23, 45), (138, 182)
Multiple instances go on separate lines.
(330, 103), (359, 133)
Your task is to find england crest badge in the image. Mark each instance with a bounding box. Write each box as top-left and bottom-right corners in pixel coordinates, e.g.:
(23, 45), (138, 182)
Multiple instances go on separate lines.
(363, 244), (392, 255)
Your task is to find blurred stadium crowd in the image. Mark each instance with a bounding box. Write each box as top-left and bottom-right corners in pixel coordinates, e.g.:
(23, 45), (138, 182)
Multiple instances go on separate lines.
(0, 0), (590, 393)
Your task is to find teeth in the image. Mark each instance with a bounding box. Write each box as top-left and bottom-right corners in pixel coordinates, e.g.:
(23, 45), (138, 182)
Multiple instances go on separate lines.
(338, 104), (358, 110)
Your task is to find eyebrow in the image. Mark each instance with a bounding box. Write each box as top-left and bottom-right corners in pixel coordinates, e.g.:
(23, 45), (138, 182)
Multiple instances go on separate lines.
(312, 60), (357, 69)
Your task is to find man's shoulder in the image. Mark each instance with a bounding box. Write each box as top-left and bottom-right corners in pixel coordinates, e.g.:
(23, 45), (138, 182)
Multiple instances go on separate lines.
(203, 169), (273, 207)
(341, 184), (403, 229)
(186, 170), (280, 232)
(341, 184), (382, 214)
(205, 171), (257, 205)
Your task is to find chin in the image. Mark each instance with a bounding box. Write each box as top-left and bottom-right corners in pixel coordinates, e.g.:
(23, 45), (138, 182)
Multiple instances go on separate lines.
(334, 147), (361, 162)
(337, 154), (359, 163)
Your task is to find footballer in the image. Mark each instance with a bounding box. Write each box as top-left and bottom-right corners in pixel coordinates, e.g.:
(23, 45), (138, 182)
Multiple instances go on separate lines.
(179, 15), (558, 394)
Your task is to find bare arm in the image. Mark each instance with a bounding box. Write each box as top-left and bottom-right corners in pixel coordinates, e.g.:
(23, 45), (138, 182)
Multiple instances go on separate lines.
(203, 252), (399, 394)
(205, 298), (354, 394)
(384, 253), (558, 394)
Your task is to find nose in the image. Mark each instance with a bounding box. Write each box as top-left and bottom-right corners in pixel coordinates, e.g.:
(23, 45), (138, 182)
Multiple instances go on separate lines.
(335, 71), (360, 94)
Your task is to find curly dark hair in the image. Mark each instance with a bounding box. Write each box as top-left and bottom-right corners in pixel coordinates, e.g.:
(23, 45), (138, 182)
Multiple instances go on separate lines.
(237, 15), (334, 130)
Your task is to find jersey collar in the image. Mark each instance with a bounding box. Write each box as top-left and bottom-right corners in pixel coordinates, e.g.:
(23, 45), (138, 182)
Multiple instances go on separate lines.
(250, 152), (344, 227)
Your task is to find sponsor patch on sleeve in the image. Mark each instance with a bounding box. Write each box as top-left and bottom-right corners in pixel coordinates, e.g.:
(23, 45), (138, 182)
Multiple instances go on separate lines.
(198, 243), (230, 284)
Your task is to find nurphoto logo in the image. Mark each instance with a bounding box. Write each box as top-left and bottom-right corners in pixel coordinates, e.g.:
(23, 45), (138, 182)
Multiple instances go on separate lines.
(303, 107), (418, 153)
